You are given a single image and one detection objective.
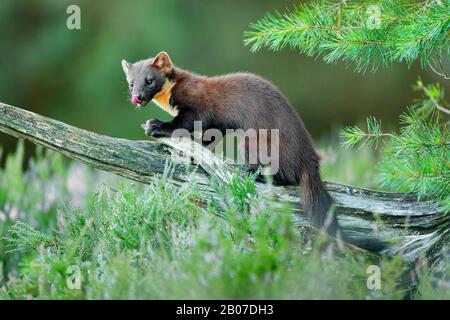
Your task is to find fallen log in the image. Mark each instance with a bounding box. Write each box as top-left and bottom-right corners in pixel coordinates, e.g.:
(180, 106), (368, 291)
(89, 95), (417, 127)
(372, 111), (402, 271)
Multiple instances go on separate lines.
(0, 102), (448, 270)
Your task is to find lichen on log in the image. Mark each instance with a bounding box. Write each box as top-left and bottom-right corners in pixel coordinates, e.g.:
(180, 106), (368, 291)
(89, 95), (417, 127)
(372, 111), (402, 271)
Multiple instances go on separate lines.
(0, 102), (448, 270)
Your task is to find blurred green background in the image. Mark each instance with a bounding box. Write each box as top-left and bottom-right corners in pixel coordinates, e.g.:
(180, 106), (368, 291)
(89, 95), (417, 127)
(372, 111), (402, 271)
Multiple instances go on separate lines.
(0, 0), (447, 157)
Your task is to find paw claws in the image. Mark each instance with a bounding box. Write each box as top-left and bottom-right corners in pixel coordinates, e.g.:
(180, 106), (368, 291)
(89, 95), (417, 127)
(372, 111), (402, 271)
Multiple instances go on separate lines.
(143, 119), (167, 138)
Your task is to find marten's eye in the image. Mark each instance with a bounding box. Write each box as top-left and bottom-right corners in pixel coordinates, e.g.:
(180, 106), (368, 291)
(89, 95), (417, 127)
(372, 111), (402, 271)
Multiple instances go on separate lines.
(145, 78), (153, 85)
(129, 81), (134, 88)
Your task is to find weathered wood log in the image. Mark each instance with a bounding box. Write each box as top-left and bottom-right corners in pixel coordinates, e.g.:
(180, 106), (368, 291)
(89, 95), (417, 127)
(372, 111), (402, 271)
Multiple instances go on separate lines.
(0, 102), (448, 270)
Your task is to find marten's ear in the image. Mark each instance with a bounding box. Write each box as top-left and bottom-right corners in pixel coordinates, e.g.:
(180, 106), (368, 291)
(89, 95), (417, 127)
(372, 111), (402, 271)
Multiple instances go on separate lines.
(121, 60), (131, 76)
(151, 51), (172, 74)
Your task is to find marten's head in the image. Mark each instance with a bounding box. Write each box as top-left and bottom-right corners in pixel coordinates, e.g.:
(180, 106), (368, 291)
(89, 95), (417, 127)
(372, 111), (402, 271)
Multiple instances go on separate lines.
(121, 51), (173, 108)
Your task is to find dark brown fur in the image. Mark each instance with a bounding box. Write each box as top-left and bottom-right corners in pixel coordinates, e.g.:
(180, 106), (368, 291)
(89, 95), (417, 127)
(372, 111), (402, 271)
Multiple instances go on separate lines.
(123, 52), (338, 236)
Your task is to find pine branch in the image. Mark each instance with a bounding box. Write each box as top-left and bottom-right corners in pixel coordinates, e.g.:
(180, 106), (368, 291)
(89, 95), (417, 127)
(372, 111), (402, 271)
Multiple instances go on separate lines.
(414, 80), (450, 115)
(428, 56), (450, 80)
(341, 117), (394, 148)
(244, 0), (450, 72)
(341, 80), (449, 209)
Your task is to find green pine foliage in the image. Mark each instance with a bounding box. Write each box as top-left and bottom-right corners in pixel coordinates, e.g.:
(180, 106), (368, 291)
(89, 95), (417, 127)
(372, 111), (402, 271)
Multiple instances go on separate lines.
(244, 0), (449, 72)
(1, 0), (449, 300)
(341, 116), (394, 148)
(245, 0), (449, 209)
(341, 80), (449, 210)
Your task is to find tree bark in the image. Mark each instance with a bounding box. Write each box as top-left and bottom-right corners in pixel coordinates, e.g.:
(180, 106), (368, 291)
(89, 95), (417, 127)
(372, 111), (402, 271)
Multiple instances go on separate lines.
(0, 102), (448, 270)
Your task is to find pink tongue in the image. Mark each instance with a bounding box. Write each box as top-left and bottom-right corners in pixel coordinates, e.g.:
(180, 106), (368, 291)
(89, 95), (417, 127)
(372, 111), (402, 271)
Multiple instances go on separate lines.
(131, 96), (141, 105)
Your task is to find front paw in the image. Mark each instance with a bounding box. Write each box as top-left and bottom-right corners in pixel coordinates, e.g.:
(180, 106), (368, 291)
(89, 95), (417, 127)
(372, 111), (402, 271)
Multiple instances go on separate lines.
(143, 119), (170, 138)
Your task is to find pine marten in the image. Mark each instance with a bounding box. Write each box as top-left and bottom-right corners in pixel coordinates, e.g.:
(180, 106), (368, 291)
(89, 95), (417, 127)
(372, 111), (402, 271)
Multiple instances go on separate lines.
(121, 51), (339, 236)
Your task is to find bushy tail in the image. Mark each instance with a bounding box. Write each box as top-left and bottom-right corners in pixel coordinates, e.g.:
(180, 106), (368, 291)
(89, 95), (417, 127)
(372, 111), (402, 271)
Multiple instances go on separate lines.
(300, 164), (338, 237)
(300, 164), (387, 252)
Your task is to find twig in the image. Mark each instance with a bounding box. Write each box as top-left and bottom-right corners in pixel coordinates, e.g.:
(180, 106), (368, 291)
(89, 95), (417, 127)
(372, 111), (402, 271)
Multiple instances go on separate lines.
(0, 101), (448, 269)
(418, 81), (450, 115)
(429, 59), (450, 80)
